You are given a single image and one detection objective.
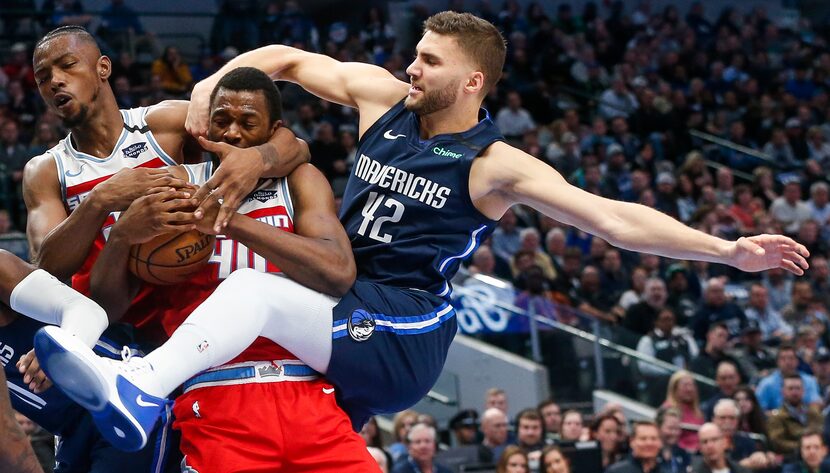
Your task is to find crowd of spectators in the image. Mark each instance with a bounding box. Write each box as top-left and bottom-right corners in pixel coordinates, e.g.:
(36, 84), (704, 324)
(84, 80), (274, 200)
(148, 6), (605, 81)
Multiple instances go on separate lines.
(2, 0), (830, 472)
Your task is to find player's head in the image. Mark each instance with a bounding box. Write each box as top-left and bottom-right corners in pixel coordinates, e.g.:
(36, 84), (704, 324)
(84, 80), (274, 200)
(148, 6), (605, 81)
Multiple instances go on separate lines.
(208, 67), (283, 149)
(405, 11), (506, 115)
(33, 26), (111, 128)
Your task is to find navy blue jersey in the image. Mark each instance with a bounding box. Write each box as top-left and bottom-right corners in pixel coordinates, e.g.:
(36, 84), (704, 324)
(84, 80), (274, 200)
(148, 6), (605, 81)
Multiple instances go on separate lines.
(2, 315), (137, 435)
(340, 100), (503, 297)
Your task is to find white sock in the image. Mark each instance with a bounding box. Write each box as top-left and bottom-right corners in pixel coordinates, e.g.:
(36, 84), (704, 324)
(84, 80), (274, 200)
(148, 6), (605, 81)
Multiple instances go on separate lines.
(10, 269), (108, 348)
(143, 269), (335, 397)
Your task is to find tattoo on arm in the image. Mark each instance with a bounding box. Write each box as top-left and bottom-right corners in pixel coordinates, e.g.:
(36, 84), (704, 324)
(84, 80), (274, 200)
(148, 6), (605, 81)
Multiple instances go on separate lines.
(255, 143), (280, 172)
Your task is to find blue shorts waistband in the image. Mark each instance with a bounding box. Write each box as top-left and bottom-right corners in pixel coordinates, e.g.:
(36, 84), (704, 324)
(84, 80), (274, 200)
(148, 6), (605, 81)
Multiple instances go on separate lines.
(183, 360), (319, 393)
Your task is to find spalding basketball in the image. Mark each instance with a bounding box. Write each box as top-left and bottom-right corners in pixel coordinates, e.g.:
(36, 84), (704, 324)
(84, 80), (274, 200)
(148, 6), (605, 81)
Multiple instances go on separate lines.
(128, 230), (215, 285)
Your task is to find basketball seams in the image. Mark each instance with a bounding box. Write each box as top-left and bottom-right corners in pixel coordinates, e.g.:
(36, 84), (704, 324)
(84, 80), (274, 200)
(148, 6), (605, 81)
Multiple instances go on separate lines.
(128, 231), (215, 285)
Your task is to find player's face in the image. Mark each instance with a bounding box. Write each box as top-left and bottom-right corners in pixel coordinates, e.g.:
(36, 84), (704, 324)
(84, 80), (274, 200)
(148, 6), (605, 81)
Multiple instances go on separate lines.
(34, 35), (108, 128)
(208, 89), (279, 149)
(405, 31), (470, 115)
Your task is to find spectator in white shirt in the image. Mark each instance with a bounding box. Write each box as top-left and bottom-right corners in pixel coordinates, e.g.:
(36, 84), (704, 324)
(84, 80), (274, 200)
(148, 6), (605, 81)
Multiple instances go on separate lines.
(770, 181), (812, 234)
(495, 91), (535, 139)
(599, 77), (639, 120)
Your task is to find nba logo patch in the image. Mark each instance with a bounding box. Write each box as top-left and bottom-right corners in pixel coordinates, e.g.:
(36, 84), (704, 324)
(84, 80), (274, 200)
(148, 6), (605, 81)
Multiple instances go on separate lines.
(348, 309), (376, 342)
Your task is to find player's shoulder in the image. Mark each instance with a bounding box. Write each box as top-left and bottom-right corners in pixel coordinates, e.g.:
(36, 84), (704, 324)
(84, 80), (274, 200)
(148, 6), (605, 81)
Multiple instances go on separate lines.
(23, 140), (65, 181)
(143, 100), (188, 132)
(286, 162), (328, 188)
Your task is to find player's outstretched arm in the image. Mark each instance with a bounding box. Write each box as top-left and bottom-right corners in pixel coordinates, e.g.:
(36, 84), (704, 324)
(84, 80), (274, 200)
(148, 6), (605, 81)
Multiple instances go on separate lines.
(187, 45), (409, 137)
(0, 370), (44, 473)
(196, 164), (355, 297)
(474, 142), (810, 275)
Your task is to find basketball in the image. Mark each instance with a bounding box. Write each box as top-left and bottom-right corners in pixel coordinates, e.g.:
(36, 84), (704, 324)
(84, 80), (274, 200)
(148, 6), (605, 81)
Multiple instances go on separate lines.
(128, 230), (215, 285)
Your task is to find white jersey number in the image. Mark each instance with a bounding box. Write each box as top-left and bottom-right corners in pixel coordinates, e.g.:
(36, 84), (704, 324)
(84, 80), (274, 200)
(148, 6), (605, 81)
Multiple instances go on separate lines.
(357, 192), (404, 243)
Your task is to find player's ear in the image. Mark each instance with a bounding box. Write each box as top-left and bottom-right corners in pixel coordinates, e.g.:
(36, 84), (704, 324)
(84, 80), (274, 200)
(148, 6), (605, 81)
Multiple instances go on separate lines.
(270, 119), (283, 135)
(98, 55), (112, 81)
(464, 71), (484, 95)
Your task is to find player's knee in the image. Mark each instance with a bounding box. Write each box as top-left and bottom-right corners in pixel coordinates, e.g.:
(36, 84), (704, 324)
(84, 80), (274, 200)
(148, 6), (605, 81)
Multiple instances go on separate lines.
(223, 267), (263, 287)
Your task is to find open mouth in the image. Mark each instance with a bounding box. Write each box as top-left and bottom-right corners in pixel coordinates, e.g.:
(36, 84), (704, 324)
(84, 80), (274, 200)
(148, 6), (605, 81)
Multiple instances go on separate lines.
(409, 85), (423, 95)
(54, 94), (72, 109)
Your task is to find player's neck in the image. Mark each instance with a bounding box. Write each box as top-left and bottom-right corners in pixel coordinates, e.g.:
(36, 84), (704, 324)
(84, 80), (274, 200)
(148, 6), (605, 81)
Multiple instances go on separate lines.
(69, 95), (124, 158)
(417, 101), (480, 139)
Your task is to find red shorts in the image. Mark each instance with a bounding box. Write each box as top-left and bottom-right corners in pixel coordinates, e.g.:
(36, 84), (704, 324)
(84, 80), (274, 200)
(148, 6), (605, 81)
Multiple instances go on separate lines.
(173, 363), (379, 473)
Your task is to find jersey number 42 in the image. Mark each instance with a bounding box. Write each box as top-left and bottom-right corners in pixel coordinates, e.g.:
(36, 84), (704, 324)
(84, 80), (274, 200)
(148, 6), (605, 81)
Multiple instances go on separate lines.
(357, 192), (405, 243)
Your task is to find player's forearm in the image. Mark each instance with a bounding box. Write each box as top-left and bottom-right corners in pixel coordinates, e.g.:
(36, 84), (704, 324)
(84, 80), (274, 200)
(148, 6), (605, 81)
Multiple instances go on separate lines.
(34, 194), (112, 279)
(89, 230), (137, 322)
(597, 200), (733, 264)
(258, 130), (309, 178)
(226, 216), (355, 297)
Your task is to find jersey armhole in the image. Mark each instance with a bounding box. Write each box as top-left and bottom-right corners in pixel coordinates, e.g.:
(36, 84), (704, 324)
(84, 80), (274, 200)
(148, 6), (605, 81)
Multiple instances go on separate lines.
(458, 139), (503, 226)
(356, 99), (406, 147)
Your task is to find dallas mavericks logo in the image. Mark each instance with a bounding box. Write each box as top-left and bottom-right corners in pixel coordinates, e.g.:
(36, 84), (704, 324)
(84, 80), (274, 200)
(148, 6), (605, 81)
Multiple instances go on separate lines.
(348, 309), (376, 342)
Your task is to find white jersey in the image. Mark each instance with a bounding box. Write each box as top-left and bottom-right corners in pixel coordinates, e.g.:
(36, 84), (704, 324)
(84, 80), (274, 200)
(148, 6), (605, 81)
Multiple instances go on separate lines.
(46, 106), (178, 212)
(183, 162), (295, 280)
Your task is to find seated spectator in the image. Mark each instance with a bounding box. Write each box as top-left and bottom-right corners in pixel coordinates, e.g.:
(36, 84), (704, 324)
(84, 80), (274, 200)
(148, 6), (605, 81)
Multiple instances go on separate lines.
(513, 408), (545, 457)
(712, 399), (779, 470)
(767, 375), (824, 457)
(540, 445), (570, 473)
(599, 77), (638, 120)
(151, 46), (193, 96)
(491, 208), (524, 264)
(756, 344), (822, 411)
(763, 267), (794, 313)
(691, 278), (747, 341)
(485, 388), (509, 414)
(734, 387), (768, 438)
(781, 282), (827, 336)
(388, 410), (419, 464)
(559, 410), (584, 443)
(662, 370), (705, 452)
(481, 408), (510, 461)
(636, 307), (698, 396)
(625, 278), (670, 336)
(781, 429), (830, 473)
(538, 400), (562, 444)
(732, 320), (778, 383)
(770, 181), (812, 234)
(495, 91), (535, 141)
(665, 264), (699, 325)
(590, 412), (623, 469)
(807, 182), (830, 235)
(744, 284), (793, 344)
(27, 121), (60, 157)
(798, 220), (828, 260)
(729, 185), (761, 234)
(368, 446), (390, 473)
(689, 323), (748, 383)
(510, 228), (556, 280)
(809, 257), (830, 312)
(599, 248), (628, 298)
(702, 362), (742, 420)
(569, 265), (620, 324)
(449, 410), (480, 447)
(692, 423), (750, 473)
(656, 407), (692, 473)
(618, 266), (647, 311)
(763, 128), (800, 171)
(813, 348), (830, 403)
(496, 445), (528, 473)
(392, 422), (452, 473)
(606, 421), (662, 473)
(98, 0), (146, 54)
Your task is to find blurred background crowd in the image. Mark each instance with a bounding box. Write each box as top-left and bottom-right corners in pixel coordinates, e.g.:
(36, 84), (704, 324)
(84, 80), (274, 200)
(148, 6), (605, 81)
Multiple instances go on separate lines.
(2, 0), (830, 472)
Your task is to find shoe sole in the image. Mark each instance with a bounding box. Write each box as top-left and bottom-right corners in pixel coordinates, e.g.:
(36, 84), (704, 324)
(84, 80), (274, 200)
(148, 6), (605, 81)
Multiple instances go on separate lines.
(35, 327), (149, 451)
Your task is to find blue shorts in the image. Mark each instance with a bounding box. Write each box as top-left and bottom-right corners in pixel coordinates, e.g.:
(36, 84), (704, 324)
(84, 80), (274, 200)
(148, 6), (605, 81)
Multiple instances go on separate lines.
(55, 392), (179, 473)
(327, 280), (457, 429)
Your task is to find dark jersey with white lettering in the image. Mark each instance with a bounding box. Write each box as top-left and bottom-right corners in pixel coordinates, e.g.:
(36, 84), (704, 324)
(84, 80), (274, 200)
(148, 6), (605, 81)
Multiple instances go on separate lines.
(339, 100), (503, 297)
(1, 315), (136, 435)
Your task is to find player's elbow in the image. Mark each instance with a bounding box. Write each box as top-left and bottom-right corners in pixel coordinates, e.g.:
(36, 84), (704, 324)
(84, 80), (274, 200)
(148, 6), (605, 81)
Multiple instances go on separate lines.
(329, 257), (356, 297)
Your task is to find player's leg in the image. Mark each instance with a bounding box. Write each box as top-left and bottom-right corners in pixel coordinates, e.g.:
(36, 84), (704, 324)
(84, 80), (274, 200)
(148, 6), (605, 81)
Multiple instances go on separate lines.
(1, 250), (107, 347)
(145, 268), (336, 397)
(0, 369), (44, 473)
(34, 268), (336, 451)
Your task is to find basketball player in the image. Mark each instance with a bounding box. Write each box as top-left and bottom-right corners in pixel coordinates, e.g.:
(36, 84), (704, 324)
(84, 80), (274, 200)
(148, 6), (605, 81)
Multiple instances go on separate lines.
(36, 12), (810, 453)
(3, 25), (306, 469)
(86, 67), (377, 470)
